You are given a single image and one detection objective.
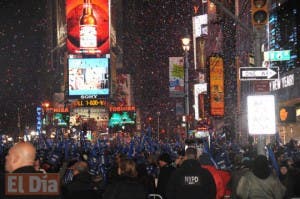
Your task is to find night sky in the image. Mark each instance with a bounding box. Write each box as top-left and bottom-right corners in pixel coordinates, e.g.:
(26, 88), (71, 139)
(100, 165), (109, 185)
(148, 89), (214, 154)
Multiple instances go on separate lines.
(0, 0), (48, 134)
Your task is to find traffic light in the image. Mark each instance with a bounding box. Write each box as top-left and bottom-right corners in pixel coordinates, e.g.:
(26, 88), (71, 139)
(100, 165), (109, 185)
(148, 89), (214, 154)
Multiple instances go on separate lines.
(251, 0), (269, 27)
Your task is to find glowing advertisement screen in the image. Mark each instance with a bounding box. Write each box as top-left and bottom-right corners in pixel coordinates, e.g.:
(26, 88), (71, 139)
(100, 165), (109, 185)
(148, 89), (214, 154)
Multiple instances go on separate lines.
(108, 111), (136, 133)
(66, 0), (109, 55)
(68, 58), (109, 99)
(247, 95), (276, 135)
(53, 113), (70, 127)
(169, 57), (184, 98)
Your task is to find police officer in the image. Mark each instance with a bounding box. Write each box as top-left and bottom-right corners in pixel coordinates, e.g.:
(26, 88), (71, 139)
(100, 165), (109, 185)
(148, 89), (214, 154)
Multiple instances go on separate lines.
(166, 147), (216, 199)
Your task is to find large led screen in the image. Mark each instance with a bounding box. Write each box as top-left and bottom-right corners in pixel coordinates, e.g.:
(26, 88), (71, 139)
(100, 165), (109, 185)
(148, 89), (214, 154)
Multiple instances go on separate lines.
(53, 113), (70, 127)
(68, 58), (109, 99)
(66, 0), (109, 55)
(108, 111), (136, 133)
(247, 95), (276, 135)
(69, 107), (108, 131)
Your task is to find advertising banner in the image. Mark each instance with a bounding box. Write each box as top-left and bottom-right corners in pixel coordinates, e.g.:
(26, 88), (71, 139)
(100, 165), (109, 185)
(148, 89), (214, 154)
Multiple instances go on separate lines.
(56, 0), (67, 46)
(108, 106), (136, 133)
(169, 57), (184, 98)
(209, 56), (224, 116)
(69, 107), (108, 131)
(66, 0), (109, 55)
(116, 74), (132, 106)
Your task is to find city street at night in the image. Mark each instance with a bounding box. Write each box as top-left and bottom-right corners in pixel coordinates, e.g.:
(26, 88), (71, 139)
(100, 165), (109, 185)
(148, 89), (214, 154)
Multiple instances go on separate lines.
(0, 0), (300, 198)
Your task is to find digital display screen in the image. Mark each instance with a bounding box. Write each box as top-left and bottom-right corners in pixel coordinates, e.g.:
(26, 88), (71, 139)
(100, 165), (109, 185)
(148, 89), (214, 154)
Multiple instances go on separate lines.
(68, 58), (109, 99)
(195, 131), (209, 138)
(69, 107), (108, 131)
(108, 111), (136, 133)
(53, 113), (70, 127)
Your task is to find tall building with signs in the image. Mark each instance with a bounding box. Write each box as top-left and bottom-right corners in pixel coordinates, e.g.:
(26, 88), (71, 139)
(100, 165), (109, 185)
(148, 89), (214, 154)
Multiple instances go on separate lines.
(268, 0), (300, 142)
(268, 0), (300, 71)
(43, 0), (137, 135)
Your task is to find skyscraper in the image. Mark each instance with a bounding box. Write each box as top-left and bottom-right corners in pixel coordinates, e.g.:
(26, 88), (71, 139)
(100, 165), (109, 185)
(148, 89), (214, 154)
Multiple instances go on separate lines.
(268, 0), (300, 71)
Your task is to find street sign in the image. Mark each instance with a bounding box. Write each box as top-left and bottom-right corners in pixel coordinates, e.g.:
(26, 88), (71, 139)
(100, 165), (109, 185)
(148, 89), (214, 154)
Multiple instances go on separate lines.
(264, 50), (291, 61)
(239, 67), (279, 81)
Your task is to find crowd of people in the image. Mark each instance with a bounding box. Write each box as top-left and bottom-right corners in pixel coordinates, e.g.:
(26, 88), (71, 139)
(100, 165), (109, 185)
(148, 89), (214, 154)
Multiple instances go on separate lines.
(1, 130), (300, 199)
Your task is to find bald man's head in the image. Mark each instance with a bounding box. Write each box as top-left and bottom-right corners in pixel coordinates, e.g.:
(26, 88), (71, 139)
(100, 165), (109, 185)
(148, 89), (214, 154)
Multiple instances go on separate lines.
(73, 161), (89, 176)
(5, 142), (36, 173)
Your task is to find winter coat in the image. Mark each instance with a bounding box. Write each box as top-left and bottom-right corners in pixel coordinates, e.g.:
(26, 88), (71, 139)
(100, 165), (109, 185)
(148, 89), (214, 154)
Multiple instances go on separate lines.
(202, 165), (231, 199)
(236, 171), (286, 199)
(156, 164), (175, 198)
(102, 175), (147, 199)
(166, 159), (216, 199)
(62, 172), (97, 199)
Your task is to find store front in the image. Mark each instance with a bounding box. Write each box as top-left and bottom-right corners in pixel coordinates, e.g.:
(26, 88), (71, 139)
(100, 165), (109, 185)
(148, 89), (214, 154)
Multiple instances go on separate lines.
(270, 68), (300, 143)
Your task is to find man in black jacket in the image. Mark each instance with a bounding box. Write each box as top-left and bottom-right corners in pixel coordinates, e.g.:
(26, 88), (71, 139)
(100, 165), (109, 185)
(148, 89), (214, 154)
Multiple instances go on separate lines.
(2, 142), (61, 199)
(61, 161), (97, 199)
(166, 147), (216, 199)
(156, 152), (175, 198)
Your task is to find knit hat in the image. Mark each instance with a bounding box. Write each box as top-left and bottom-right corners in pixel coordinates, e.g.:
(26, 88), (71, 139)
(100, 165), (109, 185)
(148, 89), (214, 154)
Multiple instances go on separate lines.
(252, 155), (270, 179)
(279, 161), (289, 169)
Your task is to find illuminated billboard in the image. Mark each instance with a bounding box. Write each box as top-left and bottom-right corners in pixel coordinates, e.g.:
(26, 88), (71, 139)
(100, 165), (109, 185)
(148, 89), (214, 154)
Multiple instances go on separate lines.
(279, 106), (296, 123)
(66, 0), (109, 55)
(209, 57), (224, 116)
(53, 113), (70, 127)
(68, 58), (109, 99)
(247, 95), (276, 135)
(169, 57), (184, 98)
(108, 107), (136, 133)
(69, 107), (108, 131)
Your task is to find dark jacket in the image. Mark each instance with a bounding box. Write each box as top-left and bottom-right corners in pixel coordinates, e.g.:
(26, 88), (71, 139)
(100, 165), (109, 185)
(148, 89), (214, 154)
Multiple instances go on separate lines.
(2, 166), (61, 199)
(62, 172), (97, 199)
(166, 159), (216, 199)
(13, 165), (41, 173)
(102, 175), (147, 199)
(156, 164), (175, 198)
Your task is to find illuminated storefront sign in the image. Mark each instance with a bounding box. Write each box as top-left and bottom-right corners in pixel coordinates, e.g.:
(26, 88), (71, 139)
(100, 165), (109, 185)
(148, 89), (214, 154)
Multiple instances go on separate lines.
(109, 106), (136, 112)
(72, 99), (108, 107)
(45, 107), (69, 113)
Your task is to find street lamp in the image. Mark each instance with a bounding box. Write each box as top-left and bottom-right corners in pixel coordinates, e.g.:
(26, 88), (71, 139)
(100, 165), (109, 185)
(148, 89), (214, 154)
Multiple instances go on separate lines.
(182, 33), (190, 138)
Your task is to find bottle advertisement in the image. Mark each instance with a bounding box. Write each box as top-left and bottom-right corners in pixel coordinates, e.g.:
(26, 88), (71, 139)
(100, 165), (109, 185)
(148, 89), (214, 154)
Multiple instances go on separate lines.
(66, 0), (109, 55)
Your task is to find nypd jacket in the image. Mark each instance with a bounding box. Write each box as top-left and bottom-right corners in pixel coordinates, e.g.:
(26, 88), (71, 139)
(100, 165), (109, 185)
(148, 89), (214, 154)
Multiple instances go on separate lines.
(166, 159), (216, 199)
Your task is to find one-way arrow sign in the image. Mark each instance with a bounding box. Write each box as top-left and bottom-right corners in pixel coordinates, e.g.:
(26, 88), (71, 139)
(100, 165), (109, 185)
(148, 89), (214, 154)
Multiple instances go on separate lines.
(239, 67), (279, 81)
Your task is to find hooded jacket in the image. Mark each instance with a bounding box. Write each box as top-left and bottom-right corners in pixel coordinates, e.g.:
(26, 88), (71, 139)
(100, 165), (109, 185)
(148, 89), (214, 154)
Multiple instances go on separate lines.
(166, 159), (216, 199)
(236, 155), (286, 199)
